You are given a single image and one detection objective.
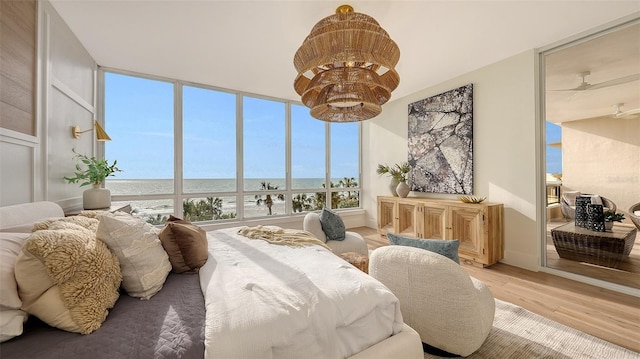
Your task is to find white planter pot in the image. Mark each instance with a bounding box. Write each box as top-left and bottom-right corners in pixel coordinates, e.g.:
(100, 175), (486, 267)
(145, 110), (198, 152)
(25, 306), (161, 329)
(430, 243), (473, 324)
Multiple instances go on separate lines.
(83, 184), (111, 210)
(605, 221), (613, 231)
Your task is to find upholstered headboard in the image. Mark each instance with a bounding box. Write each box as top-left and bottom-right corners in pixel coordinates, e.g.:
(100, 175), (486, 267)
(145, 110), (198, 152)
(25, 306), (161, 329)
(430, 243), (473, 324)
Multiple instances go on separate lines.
(0, 201), (64, 230)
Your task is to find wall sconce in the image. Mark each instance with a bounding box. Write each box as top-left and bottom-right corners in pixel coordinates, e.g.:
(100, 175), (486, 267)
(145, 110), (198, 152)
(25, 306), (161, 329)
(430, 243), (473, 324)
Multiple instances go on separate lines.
(71, 120), (111, 141)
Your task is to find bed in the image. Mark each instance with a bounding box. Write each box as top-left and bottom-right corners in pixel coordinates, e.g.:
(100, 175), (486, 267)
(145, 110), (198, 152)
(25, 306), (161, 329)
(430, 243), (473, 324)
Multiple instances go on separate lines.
(0, 201), (422, 358)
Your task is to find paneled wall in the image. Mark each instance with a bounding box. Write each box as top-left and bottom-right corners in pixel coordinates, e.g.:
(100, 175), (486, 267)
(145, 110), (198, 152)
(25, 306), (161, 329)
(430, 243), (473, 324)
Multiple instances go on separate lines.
(0, 0), (37, 205)
(0, 0), (96, 206)
(0, 0), (36, 135)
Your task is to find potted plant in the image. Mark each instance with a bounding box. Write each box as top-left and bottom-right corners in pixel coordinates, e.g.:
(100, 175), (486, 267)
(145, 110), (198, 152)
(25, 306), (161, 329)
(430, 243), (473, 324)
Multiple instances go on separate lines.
(64, 149), (122, 209)
(376, 162), (410, 197)
(603, 210), (625, 230)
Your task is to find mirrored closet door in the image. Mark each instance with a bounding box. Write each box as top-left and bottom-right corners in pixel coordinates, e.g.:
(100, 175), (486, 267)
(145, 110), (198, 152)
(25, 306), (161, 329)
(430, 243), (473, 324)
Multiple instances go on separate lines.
(541, 18), (640, 290)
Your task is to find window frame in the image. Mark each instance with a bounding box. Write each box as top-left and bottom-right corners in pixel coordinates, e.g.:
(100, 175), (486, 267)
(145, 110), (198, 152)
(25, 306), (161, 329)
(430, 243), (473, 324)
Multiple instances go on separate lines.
(99, 67), (361, 224)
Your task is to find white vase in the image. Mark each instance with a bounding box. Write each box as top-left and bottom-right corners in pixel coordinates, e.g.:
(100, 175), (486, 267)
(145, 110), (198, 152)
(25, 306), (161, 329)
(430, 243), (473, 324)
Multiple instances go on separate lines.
(396, 181), (410, 198)
(83, 183), (111, 210)
(389, 178), (399, 197)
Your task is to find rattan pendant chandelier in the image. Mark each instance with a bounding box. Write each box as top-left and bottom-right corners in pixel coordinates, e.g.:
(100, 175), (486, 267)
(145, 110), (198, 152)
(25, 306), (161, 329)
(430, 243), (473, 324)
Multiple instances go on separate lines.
(294, 5), (400, 122)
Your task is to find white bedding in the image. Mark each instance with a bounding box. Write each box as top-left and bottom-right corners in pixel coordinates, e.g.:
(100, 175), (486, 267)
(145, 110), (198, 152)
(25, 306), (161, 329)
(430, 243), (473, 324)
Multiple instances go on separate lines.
(199, 227), (404, 359)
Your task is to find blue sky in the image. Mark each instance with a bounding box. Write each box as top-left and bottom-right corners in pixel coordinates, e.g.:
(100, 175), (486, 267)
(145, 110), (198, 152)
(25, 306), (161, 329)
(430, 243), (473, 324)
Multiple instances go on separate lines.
(546, 122), (562, 174)
(104, 72), (358, 180)
(104, 72), (560, 179)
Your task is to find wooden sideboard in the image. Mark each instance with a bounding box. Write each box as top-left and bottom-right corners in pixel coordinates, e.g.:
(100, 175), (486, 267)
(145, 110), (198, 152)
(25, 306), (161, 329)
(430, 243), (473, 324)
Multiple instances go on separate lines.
(377, 196), (504, 267)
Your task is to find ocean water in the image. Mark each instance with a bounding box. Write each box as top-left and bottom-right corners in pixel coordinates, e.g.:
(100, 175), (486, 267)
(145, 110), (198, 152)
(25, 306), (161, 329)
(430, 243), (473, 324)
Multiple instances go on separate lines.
(107, 178), (329, 195)
(106, 178), (352, 220)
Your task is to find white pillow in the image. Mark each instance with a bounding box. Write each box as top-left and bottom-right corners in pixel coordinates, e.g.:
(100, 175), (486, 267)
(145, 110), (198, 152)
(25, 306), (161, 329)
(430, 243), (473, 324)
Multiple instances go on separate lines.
(0, 232), (28, 310)
(562, 191), (581, 207)
(96, 212), (171, 299)
(0, 232), (29, 342)
(0, 309), (27, 343)
(0, 223), (35, 233)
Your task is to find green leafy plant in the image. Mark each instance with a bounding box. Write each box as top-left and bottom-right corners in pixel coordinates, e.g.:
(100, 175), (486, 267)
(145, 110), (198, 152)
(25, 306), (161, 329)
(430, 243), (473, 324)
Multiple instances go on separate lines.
(603, 210), (625, 222)
(64, 148), (122, 186)
(376, 162), (410, 182)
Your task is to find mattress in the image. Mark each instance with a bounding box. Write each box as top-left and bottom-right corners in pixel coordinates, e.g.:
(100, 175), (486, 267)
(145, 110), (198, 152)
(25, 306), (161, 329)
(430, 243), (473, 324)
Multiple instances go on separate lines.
(0, 273), (205, 359)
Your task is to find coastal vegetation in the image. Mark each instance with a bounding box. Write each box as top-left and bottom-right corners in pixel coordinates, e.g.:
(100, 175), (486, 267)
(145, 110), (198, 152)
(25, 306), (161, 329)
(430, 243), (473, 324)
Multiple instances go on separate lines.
(143, 177), (359, 224)
(255, 181), (285, 215)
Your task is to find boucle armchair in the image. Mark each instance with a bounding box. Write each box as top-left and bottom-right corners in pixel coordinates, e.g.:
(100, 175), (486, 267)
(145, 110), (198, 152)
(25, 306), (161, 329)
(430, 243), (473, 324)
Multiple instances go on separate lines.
(369, 245), (494, 356)
(303, 212), (369, 257)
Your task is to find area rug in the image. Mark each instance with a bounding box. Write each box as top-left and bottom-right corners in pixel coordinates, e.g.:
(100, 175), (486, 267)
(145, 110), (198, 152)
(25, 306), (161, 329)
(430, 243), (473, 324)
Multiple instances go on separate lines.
(424, 299), (639, 359)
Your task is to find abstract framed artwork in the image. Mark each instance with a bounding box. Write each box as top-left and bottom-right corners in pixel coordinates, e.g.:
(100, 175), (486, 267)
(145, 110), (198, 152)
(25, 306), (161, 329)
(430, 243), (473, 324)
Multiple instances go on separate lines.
(407, 84), (473, 194)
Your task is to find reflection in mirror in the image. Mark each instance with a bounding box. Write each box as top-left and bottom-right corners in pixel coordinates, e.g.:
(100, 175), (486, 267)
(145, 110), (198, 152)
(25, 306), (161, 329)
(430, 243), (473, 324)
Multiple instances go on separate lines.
(542, 20), (640, 290)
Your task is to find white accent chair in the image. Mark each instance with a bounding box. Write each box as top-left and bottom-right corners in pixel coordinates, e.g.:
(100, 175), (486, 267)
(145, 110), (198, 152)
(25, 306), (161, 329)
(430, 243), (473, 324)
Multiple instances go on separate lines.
(303, 212), (369, 257)
(369, 245), (495, 357)
(560, 191), (616, 220)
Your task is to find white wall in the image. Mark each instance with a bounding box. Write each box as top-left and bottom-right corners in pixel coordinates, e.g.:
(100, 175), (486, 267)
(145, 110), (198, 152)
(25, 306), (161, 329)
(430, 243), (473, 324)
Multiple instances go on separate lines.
(562, 116), (640, 218)
(0, 0), (96, 207)
(363, 50), (540, 271)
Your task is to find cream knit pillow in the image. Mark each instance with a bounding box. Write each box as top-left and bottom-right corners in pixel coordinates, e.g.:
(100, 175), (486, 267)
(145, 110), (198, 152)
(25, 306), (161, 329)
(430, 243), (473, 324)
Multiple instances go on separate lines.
(96, 212), (171, 299)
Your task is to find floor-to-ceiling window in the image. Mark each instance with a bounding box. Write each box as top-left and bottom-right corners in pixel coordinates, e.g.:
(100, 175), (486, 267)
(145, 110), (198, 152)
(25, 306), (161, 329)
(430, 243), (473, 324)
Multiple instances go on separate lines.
(102, 70), (360, 224)
(103, 72), (175, 223)
(242, 96), (286, 218)
(291, 104), (327, 212)
(182, 85), (237, 221)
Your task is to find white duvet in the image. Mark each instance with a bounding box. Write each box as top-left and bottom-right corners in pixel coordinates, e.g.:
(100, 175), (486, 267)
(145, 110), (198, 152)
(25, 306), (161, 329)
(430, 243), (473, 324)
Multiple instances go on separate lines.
(199, 227), (404, 359)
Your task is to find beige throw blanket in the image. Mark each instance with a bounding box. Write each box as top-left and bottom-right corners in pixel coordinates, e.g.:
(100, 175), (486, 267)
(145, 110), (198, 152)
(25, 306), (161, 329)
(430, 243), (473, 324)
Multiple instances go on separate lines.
(237, 225), (331, 251)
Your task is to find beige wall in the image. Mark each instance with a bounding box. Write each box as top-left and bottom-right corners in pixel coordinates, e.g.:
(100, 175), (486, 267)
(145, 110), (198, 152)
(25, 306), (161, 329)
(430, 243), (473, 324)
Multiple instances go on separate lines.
(562, 116), (640, 218)
(363, 50), (540, 271)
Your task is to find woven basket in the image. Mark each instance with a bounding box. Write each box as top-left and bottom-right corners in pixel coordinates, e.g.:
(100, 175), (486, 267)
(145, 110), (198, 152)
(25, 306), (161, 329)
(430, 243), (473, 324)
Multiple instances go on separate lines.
(339, 252), (369, 273)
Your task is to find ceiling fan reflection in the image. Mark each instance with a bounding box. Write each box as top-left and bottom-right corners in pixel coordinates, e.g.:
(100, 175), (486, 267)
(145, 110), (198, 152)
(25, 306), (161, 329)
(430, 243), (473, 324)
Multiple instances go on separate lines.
(553, 71), (640, 92)
(612, 103), (640, 119)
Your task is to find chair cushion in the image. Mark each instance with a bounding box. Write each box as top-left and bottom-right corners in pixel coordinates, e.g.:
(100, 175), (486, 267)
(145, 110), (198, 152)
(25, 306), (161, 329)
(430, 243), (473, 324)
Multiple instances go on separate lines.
(387, 233), (460, 264)
(584, 194), (603, 205)
(326, 231), (369, 257)
(319, 208), (346, 241)
(562, 191), (581, 206)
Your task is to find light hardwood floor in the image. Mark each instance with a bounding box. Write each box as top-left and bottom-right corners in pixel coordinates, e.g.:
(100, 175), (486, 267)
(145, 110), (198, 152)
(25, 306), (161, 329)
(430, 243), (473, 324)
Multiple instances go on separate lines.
(351, 226), (640, 353)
